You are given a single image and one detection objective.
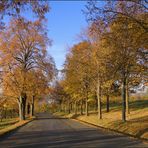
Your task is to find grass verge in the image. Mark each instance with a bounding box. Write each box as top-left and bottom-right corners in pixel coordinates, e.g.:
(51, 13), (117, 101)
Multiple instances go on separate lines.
(0, 117), (35, 137)
(53, 102), (148, 141)
(0, 118), (19, 130)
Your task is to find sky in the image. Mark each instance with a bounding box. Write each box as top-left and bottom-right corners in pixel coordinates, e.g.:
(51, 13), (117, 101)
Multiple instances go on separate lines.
(3, 1), (88, 71)
(46, 1), (88, 70)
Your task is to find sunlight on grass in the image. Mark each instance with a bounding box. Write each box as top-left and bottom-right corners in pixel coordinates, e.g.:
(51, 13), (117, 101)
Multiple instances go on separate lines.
(77, 108), (148, 139)
(55, 98), (148, 140)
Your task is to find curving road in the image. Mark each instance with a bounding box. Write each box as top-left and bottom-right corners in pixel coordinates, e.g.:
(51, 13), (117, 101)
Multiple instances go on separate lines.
(0, 113), (147, 148)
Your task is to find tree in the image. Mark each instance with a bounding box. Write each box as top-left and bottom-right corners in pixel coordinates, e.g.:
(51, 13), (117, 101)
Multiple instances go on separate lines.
(96, 17), (146, 121)
(0, 18), (55, 120)
(63, 41), (95, 116)
(0, 1), (50, 29)
(85, 0), (148, 32)
(26, 68), (55, 116)
(84, 0), (147, 122)
(49, 81), (70, 113)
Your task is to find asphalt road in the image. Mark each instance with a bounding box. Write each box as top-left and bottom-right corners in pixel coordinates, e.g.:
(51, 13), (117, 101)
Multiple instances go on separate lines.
(0, 113), (147, 148)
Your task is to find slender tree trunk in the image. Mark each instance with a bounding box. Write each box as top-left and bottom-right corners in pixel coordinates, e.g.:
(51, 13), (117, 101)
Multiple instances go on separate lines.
(83, 100), (85, 113)
(126, 80), (130, 114)
(74, 101), (77, 115)
(27, 103), (30, 115)
(59, 103), (62, 112)
(78, 101), (80, 113)
(95, 96), (98, 111)
(83, 99), (85, 113)
(106, 95), (110, 112)
(19, 96), (24, 120)
(122, 76), (126, 122)
(63, 104), (65, 113)
(68, 102), (71, 114)
(4, 108), (7, 119)
(22, 93), (27, 120)
(97, 78), (102, 119)
(0, 109), (4, 122)
(71, 103), (73, 113)
(85, 97), (88, 116)
(80, 99), (83, 115)
(64, 105), (67, 113)
(30, 95), (35, 116)
(61, 102), (63, 112)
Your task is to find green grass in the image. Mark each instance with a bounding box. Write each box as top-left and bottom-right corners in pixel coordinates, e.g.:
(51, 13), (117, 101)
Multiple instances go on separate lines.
(130, 99), (148, 110)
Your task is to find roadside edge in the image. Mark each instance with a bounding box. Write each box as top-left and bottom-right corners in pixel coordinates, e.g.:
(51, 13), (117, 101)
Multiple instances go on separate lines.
(70, 117), (148, 143)
(0, 117), (35, 138)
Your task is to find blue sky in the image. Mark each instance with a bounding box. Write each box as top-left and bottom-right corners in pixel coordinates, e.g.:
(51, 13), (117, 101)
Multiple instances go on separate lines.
(3, 1), (88, 70)
(46, 1), (87, 70)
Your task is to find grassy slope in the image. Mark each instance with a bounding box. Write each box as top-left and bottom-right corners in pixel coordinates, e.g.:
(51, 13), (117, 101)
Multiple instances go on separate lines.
(54, 98), (148, 140)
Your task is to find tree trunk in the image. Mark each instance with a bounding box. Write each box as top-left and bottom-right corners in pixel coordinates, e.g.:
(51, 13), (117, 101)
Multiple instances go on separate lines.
(95, 95), (98, 111)
(30, 95), (35, 116)
(74, 101), (77, 115)
(68, 102), (71, 114)
(27, 103), (30, 115)
(106, 95), (109, 112)
(85, 97), (88, 116)
(97, 78), (102, 119)
(18, 96), (24, 120)
(71, 103), (73, 113)
(18, 93), (27, 121)
(82, 100), (84, 113)
(59, 103), (62, 112)
(126, 80), (130, 114)
(64, 105), (67, 113)
(4, 109), (7, 119)
(122, 76), (126, 122)
(22, 93), (27, 120)
(80, 100), (83, 115)
(61, 102), (63, 112)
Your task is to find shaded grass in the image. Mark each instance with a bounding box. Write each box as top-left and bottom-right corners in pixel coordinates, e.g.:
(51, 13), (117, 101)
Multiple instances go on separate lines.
(0, 118), (19, 130)
(0, 117), (34, 137)
(101, 98), (148, 112)
(130, 99), (148, 110)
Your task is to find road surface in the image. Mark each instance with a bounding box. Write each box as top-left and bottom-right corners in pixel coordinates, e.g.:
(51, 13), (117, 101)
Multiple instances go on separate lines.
(0, 113), (147, 148)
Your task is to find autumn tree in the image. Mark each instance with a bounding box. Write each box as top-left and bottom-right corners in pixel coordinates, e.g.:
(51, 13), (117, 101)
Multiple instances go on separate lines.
(0, 1), (50, 29)
(26, 66), (55, 116)
(63, 41), (96, 116)
(84, 0), (147, 122)
(85, 0), (147, 33)
(49, 81), (70, 113)
(0, 18), (55, 120)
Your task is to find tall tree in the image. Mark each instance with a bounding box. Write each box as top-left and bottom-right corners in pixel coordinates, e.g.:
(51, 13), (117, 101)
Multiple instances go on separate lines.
(84, 0), (147, 122)
(0, 1), (50, 29)
(63, 41), (95, 116)
(0, 18), (55, 120)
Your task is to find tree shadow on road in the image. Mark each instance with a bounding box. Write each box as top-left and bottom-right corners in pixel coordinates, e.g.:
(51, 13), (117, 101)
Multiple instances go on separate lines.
(0, 128), (146, 148)
(35, 117), (69, 120)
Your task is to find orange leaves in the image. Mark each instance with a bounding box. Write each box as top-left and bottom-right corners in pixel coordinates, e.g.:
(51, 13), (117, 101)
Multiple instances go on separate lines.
(0, 18), (55, 109)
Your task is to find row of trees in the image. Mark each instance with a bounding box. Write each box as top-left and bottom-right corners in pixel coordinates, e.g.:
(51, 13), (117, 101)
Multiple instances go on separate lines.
(51, 0), (147, 122)
(0, 1), (56, 120)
